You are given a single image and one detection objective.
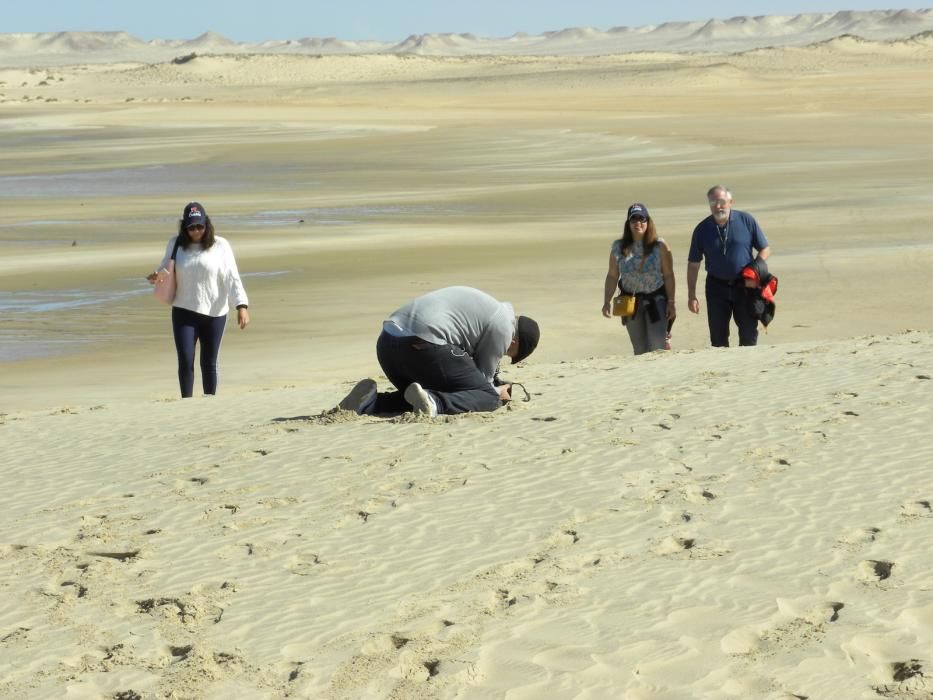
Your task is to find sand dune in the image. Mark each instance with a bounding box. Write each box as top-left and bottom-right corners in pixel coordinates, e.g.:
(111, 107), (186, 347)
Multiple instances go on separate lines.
(2, 333), (932, 698)
(2, 8), (933, 698)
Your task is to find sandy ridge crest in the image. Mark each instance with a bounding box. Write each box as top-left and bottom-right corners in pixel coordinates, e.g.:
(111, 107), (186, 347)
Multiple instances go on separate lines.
(2, 9), (933, 67)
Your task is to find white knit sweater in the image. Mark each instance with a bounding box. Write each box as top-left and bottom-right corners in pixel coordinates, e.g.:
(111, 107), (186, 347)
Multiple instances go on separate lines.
(158, 235), (248, 317)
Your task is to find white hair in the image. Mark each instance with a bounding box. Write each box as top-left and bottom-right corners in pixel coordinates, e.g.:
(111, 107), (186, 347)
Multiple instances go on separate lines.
(707, 185), (732, 201)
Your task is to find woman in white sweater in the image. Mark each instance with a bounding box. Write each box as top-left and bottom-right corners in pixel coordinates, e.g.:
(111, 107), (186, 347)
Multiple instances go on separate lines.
(147, 202), (249, 397)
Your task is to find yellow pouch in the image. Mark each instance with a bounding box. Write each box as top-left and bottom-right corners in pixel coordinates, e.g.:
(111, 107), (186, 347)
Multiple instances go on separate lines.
(612, 294), (636, 318)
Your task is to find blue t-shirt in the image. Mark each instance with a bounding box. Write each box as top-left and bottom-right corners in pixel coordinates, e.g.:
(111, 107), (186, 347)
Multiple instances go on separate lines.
(688, 210), (768, 281)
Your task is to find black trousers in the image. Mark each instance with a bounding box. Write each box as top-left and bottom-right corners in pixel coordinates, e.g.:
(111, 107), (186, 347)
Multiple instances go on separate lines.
(373, 331), (501, 415)
(171, 306), (227, 397)
(705, 276), (758, 347)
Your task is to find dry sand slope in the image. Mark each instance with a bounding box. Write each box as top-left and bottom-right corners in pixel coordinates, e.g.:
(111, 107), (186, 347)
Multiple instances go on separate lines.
(2, 331), (932, 698)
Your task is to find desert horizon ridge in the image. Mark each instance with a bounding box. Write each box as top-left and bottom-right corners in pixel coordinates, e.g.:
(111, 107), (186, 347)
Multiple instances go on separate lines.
(2, 5), (933, 698)
(1, 8), (932, 67)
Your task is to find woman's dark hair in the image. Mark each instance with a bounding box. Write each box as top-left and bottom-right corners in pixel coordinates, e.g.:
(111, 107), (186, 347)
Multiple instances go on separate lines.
(176, 216), (216, 250)
(619, 216), (659, 259)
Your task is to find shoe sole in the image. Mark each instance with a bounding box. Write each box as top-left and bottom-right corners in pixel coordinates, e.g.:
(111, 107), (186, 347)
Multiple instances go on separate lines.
(338, 379), (377, 414)
(404, 383), (436, 416)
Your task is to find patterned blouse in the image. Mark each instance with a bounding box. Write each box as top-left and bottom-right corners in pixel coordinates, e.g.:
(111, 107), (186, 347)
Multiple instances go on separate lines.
(612, 238), (666, 294)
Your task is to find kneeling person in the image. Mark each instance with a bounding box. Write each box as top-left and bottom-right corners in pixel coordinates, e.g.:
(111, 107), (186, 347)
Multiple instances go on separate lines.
(339, 286), (540, 417)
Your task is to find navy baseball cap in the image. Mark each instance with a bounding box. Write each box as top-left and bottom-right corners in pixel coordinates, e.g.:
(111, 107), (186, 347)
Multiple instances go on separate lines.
(183, 202), (207, 227)
(627, 202), (649, 220)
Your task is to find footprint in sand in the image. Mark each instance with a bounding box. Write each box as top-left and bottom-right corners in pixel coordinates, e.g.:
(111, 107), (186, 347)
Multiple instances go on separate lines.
(722, 600), (844, 657)
(836, 526), (881, 549)
(287, 553), (322, 576)
(900, 500), (932, 518)
(682, 485), (716, 504)
(655, 535), (696, 555)
(857, 559), (895, 583)
(873, 659), (932, 697)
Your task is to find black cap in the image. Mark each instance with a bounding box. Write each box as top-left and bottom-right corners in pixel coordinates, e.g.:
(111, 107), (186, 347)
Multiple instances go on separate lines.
(512, 315), (540, 364)
(183, 202), (207, 227)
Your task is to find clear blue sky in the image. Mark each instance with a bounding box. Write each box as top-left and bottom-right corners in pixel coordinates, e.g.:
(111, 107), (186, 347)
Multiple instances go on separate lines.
(6, 1), (930, 42)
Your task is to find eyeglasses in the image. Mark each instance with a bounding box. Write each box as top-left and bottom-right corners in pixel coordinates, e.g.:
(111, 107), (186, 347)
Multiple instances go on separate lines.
(709, 199), (730, 206)
(186, 224), (206, 232)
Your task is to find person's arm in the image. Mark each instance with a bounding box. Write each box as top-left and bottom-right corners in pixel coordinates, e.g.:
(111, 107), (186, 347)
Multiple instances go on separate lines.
(660, 241), (676, 320)
(686, 225), (705, 314)
(474, 311), (513, 382)
(687, 261), (701, 314)
(602, 252), (620, 318)
(223, 241), (249, 328)
(147, 237), (177, 283)
(747, 212), (770, 261)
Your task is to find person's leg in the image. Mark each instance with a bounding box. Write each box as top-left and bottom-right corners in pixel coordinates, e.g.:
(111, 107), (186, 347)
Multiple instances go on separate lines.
(413, 343), (501, 414)
(372, 331), (419, 414)
(643, 296), (669, 352)
(375, 333), (500, 414)
(734, 291), (760, 346)
(625, 313), (649, 355)
(196, 313), (227, 394)
(705, 277), (732, 347)
(171, 307), (198, 398)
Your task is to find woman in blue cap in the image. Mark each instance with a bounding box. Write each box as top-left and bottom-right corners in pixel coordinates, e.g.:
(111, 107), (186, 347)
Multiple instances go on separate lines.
(601, 202), (676, 354)
(147, 202), (249, 397)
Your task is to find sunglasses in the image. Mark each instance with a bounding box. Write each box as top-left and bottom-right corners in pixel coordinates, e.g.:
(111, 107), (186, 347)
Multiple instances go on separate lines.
(186, 223), (206, 231)
(629, 216), (647, 223)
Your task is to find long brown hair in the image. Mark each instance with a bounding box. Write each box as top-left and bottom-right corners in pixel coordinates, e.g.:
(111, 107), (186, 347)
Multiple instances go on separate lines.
(176, 217), (216, 250)
(619, 216), (659, 259)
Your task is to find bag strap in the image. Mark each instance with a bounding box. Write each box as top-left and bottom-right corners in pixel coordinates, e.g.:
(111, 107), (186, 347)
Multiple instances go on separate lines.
(508, 382), (532, 402)
(170, 236), (181, 261)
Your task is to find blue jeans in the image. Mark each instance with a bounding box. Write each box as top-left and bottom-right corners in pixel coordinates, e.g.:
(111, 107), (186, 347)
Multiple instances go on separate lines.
(373, 331), (501, 415)
(705, 276), (758, 347)
(171, 306), (227, 397)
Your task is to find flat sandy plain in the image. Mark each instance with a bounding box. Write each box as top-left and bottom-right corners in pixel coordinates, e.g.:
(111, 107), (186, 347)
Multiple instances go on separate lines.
(1, 25), (933, 700)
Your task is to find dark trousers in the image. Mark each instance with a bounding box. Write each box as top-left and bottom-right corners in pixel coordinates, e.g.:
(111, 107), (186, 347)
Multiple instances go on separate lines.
(705, 276), (758, 347)
(171, 306), (227, 397)
(373, 331), (501, 415)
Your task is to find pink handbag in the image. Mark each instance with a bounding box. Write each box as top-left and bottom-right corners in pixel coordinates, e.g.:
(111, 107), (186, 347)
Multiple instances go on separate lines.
(153, 260), (176, 304)
(153, 238), (181, 304)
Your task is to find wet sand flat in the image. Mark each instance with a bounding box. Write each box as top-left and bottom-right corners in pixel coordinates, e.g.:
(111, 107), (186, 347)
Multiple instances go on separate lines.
(2, 45), (932, 408)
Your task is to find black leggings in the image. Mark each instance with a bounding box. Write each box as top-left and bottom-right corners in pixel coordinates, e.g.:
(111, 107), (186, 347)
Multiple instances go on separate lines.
(171, 306), (227, 398)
